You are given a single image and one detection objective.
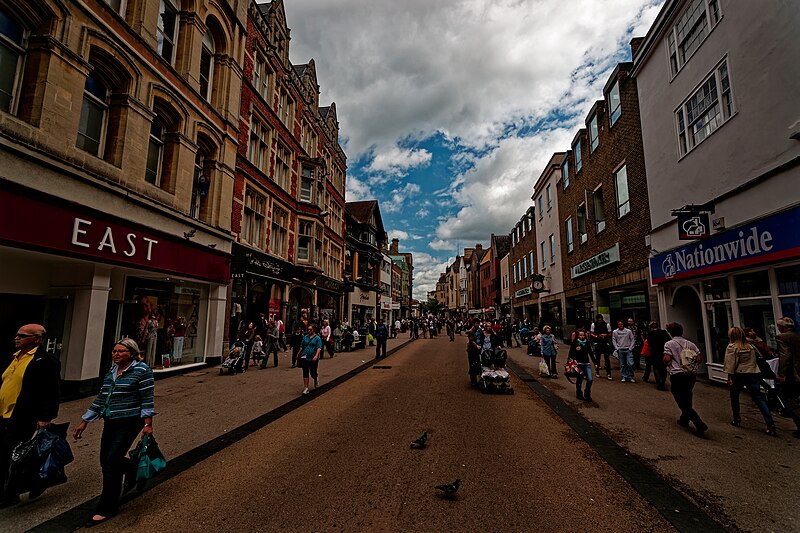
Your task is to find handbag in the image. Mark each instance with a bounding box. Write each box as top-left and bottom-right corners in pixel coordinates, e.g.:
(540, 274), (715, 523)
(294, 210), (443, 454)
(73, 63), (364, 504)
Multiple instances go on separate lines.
(564, 359), (581, 377)
(129, 434), (167, 482)
(641, 339), (651, 358)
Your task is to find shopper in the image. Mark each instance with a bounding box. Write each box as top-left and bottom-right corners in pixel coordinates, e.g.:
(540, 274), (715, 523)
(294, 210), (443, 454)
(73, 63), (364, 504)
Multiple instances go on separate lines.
(725, 327), (776, 435)
(644, 322), (670, 390)
(297, 324), (323, 394)
(569, 330), (594, 402)
(540, 325), (558, 378)
(663, 322), (708, 437)
(73, 338), (154, 527)
(612, 320), (635, 383)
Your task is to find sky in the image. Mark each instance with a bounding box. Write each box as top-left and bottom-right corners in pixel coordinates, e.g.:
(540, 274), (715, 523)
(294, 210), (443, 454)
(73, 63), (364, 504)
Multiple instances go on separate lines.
(281, 0), (664, 300)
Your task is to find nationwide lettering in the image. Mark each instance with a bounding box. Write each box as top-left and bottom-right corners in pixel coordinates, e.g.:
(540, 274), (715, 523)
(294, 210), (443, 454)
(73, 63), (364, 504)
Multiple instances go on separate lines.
(664, 227), (773, 278)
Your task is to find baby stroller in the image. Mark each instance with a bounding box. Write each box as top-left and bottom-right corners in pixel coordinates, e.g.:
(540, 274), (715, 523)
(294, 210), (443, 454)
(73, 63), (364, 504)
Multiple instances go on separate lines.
(479, 348), (514, 394)
(220, 341), (245, 375)
(759, 357), (787, 414)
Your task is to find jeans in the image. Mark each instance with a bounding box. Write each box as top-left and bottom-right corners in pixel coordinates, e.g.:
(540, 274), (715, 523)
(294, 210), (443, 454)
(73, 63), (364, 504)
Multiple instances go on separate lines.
(730, 374), (774, 426)
(617, 348), (634, 380)
(592, 343), (611, 373)
(514, 333), (521, 347)
(576, 363), (593, 395)
(98, 417), (144, 516)
(375, 337), (387, 358)
(669, 373), (707, 431)
(260, 341), (279, 368)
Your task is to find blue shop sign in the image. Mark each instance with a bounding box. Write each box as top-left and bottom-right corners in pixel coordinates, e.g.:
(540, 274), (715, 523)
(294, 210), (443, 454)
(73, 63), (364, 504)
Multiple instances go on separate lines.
(650, 206), (800, 284)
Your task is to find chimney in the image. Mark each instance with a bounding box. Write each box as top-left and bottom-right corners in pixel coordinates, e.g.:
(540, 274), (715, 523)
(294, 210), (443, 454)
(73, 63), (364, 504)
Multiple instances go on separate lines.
(630, 37), (644, 59)
(390, 238), (399, 254)
(475, 243), (483, 253)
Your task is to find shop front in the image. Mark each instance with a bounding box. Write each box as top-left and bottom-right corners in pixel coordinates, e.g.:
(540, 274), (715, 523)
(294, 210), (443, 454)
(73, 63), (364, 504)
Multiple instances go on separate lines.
(230, 243), (293, 339)
(650, 205), (800, 381)
(316, 275), (345, 324)
(512, 287), (539, 324)
(0, 181), (231, 396)
(349, 286), (377, 327)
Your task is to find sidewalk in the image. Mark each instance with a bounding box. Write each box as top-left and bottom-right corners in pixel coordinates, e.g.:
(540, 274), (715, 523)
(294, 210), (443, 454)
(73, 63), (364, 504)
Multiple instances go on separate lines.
(505, 344), (800, 533)
(1, 335), (414, 533)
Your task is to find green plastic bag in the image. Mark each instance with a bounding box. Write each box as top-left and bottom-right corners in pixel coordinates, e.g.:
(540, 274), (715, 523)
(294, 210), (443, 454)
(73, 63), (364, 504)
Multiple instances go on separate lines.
(129, 434), (167, 482)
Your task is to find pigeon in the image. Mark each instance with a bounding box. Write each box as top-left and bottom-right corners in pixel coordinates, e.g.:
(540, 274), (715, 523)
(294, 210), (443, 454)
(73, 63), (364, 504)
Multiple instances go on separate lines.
(183, 228), (196, 239)
(410, 431), (428, 449)
(434, 479), (461, 495)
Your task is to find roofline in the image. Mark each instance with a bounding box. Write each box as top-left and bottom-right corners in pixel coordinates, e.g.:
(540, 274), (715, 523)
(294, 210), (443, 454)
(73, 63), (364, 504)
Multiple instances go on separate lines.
(631, 0), (682, 77)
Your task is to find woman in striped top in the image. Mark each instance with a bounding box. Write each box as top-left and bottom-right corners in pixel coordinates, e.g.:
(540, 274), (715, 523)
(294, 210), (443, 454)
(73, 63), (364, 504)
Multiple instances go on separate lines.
(73, 338), (155, 527)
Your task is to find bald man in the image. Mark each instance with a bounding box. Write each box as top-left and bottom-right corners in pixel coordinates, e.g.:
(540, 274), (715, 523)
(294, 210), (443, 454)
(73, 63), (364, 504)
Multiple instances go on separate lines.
(0, 324), (61, 507)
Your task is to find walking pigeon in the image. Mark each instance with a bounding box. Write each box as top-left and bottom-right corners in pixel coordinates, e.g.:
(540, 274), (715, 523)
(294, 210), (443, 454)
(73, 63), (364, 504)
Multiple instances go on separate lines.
(434, 479), (461, 495)
(410, 431), (428, 449)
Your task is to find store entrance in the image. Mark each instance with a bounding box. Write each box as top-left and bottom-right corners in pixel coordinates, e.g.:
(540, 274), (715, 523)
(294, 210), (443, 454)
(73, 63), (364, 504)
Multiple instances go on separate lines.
(672, 286), (706, 370)
(0, 294), (43, 355)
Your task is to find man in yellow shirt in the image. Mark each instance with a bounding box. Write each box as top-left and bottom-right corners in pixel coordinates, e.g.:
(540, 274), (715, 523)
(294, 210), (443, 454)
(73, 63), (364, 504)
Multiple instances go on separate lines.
(0, 324), (61, 507)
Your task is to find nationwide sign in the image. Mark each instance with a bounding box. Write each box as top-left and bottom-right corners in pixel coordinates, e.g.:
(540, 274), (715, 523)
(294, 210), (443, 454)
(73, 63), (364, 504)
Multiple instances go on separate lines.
(650, 206), (800, 284)
(571, 243), (621, 279)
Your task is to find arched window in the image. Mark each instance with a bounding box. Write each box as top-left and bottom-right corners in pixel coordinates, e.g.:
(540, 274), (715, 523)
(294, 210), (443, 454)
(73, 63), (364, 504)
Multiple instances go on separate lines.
(157, 0), (179, 64)
(145, 99), (181, 191)
(76, 72), (110, 157)
(199, 30), (214, 101)
(191, 136), (216, 222)
(0, 9), (25, 114)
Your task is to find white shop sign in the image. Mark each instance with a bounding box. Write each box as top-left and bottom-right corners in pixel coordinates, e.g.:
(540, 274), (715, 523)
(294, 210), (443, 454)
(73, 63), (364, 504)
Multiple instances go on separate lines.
(571, 243), (620, 279)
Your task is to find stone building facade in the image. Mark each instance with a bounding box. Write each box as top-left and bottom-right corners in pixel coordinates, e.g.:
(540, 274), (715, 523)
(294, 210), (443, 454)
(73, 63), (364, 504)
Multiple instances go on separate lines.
(0, 0), (246, 393)
(229, 0), (347, 339)
(557, 51), (654, 336)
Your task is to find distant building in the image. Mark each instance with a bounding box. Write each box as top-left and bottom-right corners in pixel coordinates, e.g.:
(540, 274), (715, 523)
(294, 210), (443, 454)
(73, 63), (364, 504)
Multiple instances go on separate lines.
(344, 200), (386, 326)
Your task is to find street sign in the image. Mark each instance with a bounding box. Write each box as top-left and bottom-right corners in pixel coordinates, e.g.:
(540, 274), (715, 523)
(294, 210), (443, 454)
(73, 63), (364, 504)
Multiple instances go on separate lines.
(678, 212), (710, 240)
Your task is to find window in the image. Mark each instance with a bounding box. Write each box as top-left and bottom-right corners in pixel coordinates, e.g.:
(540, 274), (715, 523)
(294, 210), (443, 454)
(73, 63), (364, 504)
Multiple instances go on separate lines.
(668, 0), (720, 77)
(0, 9), (24, 114)
(190, 145), (212, 220)
(253, 54), (271, 101)
(540, 242), (546, 269)
(157, 0), (178, 64)
(278, 87), (293, 126)
(522, 256), (527, 278)
(145, 121), (164, 186)
(270, 205), (288, 258)
(248, 116), (270, 171)
(513, 262), (517, 284)
(608, 80), (621, 126)
(549, 234), (555, 264)
(76, 72), (109, 157)
(566, 217), (574, 252)
(329, 203), (343, 236)
(527, 215), (532, 232)
(529, 252), (535, 274)
(574, 139), (582, 172)
(297, 220), (322, 266)
(614, 165), (630, 217)
(593, 187), (606, 233)
(300, 166), (314, 202)
(199, 31), (214, 101)
(242, 188), (266, 247)
(274, 143), (290, 190)
(676, 60), (734, 156)
(577, 204), (588, 244)
(562, 158), (569, 189)
(538, 196), (543, 219)
(589, 115), (599, 152)
(104, 0), (124, 14)
(521, 222), (525, 238)
(546, 184), (552, 210)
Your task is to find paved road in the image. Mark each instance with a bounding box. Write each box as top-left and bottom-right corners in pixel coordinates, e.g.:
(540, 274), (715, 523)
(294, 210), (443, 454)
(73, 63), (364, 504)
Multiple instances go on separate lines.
(86, 335), (673, 532)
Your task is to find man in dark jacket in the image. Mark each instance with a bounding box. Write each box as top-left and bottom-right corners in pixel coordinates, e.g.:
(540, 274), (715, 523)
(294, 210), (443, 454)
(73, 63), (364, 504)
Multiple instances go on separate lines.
(0, 324), (61, 506)
(777, 317), (800, 438)
(375, 319), (389, 359)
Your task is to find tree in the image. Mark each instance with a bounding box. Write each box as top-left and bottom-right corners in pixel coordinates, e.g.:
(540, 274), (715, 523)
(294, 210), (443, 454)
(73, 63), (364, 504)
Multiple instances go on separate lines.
(420, 298), (443, 316)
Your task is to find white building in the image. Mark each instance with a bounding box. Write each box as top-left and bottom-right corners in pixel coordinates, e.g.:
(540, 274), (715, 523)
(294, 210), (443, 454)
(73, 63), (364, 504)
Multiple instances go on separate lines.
(633, 0), (800, 380)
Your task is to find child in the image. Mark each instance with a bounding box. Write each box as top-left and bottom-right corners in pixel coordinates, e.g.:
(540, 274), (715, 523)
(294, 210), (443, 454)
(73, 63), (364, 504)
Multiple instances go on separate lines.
(249, 335), (263, 371)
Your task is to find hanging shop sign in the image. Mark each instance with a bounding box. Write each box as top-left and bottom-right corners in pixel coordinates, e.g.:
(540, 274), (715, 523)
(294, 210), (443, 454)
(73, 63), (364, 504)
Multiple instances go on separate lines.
(677, 212), (710, 240)
(570, 243), (621, 279)
(232, 243), (293, 281)
(650, 206), (800, 284)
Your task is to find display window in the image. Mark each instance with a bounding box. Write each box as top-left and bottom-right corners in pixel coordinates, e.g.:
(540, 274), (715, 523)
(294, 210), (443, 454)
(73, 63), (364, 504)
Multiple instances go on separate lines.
(121, 277), (206, 369)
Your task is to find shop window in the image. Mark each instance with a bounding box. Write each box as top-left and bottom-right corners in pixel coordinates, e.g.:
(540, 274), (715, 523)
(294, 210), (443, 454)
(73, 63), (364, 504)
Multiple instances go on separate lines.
(735, 271), (775, 348)
(734, 271), (770, 298)
(157, 0), (179, 64)
(703, 276), (730, 300)
(242, 188), (266, 247)
(778, 267), (800, 328)
(706, 301), (732, 365)
(270, 205), (289, 258)
(0, 9), (24, 114)
(592, 187), (606, 233)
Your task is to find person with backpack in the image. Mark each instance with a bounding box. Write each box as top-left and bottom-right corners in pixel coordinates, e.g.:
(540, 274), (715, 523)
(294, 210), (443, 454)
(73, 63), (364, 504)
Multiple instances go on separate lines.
(663, 322), (708, 437)
(375, 319), (389, 358)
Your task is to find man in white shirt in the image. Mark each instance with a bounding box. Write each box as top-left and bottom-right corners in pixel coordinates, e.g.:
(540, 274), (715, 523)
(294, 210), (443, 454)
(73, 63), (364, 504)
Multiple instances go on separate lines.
(612, 320), (636, 382)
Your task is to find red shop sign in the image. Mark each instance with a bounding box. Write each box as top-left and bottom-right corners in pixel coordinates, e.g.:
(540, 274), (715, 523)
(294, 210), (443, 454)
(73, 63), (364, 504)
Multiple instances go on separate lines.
(0, 183), (230, 284)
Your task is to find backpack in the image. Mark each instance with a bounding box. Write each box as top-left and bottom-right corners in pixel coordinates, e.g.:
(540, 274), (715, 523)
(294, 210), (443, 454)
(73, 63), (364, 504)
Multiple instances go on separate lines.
(678, 341), (700, 374)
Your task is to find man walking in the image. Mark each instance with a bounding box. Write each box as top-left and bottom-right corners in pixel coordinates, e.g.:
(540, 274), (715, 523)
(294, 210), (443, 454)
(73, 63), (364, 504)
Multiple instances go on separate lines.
(664, 322), (708, 437)
(590, 314), (613, 380)
(628, 318), (643, 370)
(259, 320), (280, 368)
(1, 324), (61, 507)
(613, 320), (635, 383)
(375, 319), (389, 359)
(777, 317), (800, 438)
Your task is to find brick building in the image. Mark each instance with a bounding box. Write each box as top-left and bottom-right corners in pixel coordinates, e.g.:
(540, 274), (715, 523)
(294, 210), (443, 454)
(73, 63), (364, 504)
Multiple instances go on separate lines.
(557, 47), (654, 334)
(509, 207), (539, 322)
(230, 0), (347, 338)
(0, 0), (246, 391)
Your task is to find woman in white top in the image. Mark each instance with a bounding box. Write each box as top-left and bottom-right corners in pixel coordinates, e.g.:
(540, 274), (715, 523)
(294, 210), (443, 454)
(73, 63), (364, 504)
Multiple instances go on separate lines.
(320, 320), (333, 358)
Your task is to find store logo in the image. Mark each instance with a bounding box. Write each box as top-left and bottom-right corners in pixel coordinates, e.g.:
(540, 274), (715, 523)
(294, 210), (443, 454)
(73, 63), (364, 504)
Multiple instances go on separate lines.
(662, 255), (676, 279)
(660, 227), (773, 279)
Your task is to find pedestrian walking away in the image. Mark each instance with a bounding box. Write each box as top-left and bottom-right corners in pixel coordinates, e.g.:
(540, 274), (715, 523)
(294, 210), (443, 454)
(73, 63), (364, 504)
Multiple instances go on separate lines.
(776, 317), (800, 438)
(297, 324), (323, 394)
(73, 338), (155, 527)
(0, 324), (61, 508)
(663, 322), (708, 437)
(612, 320), (635, 382)
(644, 322), (670, 390)
(375, 319), (389, 358)
(724, 327), (776, 436)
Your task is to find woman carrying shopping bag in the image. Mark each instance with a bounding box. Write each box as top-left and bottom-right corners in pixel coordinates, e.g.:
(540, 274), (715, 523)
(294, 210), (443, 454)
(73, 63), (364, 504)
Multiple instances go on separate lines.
(73, 338), (155, 527)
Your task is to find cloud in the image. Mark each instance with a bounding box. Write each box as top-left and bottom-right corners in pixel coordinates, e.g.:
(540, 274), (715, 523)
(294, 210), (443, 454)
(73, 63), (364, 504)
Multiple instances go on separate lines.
(344, 174), (373, 202)
(429, 239), (458, 251)
(382, 183), (421, 213)
(367, 145), (432, 177)
(407, 251), (453, 300)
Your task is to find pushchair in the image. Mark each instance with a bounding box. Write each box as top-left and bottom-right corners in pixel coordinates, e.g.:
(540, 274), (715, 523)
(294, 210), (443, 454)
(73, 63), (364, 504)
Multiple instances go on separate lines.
(479, 348), (513, 394)
(759, 357), (787, 414)
(220, 342), (245, 374)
